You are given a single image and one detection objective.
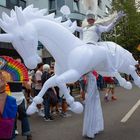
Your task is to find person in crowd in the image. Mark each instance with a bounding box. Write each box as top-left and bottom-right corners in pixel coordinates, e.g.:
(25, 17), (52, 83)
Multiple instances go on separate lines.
(30, 69), (36, 99)
(34, 63), (44, 96)
(49, 62), (71, 118)
(9, 58), (32, 140)
(22, 78), (32, 105)
(34, 62), (44, 117)
(97, 74), (105, 90)
(0, 71), (17, 140)
(103, 76), (117, 101)
(135, 60), (140, 76)
(60, 98), (70, 118)
(41, 64), (57, 121)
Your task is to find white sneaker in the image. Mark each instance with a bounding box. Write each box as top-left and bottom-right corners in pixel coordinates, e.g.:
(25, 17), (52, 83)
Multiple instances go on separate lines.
(38, 110), (45, 117)
(15, 130), (19, 135)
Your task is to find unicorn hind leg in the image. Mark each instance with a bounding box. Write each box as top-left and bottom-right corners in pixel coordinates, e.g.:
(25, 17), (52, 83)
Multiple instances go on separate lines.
(114, 72), (132, 89)
(129, 65), (140, 88)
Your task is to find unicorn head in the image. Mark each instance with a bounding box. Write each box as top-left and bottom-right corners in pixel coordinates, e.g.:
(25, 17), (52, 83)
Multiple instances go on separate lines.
(0, 5), (45, 69)
(0, 5), (77, 69)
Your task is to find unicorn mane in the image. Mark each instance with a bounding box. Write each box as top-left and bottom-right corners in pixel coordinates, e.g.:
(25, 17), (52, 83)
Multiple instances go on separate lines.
(0, 4), (77, 33)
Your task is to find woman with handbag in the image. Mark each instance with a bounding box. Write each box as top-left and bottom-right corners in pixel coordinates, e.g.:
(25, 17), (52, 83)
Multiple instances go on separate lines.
(0, 71), (17, 140)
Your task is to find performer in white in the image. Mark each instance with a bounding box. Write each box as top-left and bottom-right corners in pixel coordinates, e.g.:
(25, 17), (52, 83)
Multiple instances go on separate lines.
(77, 11), (125, 44)
(79, 0), (125, 138)
(83, 72), (104, 138)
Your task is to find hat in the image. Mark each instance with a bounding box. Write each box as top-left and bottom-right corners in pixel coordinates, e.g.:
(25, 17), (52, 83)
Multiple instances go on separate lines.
(86, 13), (95, 20)
(43, 64), (50, 72)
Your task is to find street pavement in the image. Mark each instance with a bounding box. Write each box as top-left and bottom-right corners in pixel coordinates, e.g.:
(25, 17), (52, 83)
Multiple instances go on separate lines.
(16, 84), (140, 140)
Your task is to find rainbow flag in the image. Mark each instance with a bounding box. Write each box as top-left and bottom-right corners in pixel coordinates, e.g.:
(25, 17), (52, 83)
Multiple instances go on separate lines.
(0, 56), (29, 82)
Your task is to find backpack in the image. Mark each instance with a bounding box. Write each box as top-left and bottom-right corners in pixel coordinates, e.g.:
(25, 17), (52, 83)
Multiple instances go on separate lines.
(41, 72), (58, 106)
(41, 71), (50, 85)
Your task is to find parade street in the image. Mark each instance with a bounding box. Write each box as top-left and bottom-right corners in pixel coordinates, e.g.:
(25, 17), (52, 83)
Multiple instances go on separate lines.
(16, 84), (140, 140)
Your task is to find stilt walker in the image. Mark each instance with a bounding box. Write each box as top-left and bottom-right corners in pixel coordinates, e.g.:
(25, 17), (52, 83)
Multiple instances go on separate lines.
(83, 72), (104, 138)
(81, 0), (104, 138)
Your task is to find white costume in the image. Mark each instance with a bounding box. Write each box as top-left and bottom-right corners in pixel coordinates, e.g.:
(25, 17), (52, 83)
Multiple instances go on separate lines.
(82, 22), (115, 43)
(81, 11), (124, 139)
(79, 17), (115, 139)
(83, 73), (104, 138)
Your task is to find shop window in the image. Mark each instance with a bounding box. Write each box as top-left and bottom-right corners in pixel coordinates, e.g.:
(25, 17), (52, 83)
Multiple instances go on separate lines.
(57, 0), (65, 9)
(7, 0), (26, 9)
(10, 0), (17, 5)
(73, 0), (79, 12)
(49, 0), (56, 11)
(19, 0), (26, 9)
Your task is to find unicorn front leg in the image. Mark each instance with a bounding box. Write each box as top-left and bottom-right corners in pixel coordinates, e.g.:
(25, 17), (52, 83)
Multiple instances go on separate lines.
(129, 65), (140, 88)
(114, 72), (132, 89)
(27, 75), (57, 115)
(55, 69), (83, 114)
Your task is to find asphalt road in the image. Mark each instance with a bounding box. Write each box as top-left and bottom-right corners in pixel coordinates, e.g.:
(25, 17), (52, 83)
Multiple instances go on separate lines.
(16, 84), (140, 140)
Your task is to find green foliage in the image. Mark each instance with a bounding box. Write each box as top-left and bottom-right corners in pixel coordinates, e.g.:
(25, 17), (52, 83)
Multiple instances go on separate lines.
(107, 0), (140, 58)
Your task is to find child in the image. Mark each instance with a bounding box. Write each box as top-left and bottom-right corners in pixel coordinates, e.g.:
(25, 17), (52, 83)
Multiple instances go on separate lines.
(104, 76), (117, 101)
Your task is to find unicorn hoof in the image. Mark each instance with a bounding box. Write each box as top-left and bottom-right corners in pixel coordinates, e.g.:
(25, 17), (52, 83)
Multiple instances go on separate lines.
(124, 81), (132, 90)
(119, 79), (126, 86)
(26, 103), (38, 115)
(70, 102), (83, 114)
(33, 96), (43, 104)
(66, 96), (74, 105)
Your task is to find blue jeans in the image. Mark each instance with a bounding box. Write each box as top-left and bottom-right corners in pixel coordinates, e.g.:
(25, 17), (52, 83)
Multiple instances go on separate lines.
(13, 100), (31, 138)
(43, 91), (51, 118)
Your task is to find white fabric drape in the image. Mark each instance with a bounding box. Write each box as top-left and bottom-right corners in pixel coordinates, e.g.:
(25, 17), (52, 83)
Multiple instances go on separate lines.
(83, 72), (104, 138)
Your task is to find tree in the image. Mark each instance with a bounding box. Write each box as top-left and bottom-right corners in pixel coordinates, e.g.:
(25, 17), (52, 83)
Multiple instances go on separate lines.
(108, 0), (140, 59)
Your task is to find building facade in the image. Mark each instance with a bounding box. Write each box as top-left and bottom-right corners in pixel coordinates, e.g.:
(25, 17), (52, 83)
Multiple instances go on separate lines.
(0, 0), (27, 58)
(97, 0), (112, 17)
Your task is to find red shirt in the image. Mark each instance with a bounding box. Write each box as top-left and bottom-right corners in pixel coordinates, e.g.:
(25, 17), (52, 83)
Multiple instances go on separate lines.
(104, 77), (115, 84)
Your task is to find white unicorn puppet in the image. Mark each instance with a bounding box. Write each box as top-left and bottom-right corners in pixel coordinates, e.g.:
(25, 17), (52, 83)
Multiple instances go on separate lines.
(0, 5), (140, 115)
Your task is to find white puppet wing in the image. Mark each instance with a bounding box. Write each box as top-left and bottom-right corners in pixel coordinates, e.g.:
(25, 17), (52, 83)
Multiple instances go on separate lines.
(82, 0), (98, 16)
(95, 11), (118, 25)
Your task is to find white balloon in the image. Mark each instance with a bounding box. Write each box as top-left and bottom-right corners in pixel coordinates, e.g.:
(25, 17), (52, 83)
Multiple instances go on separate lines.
(60, 5), (71, 16)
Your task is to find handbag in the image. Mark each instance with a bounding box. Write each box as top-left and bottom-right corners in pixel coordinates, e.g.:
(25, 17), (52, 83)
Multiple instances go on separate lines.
(0, 107), (15, 139)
